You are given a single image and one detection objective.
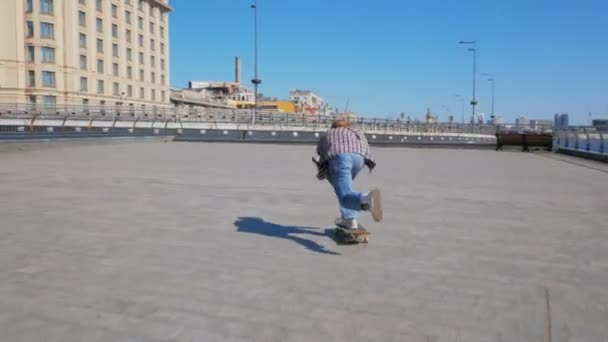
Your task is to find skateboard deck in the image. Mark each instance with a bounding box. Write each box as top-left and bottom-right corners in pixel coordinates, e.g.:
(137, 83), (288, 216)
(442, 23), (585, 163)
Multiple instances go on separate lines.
(334, 226), (371, 244)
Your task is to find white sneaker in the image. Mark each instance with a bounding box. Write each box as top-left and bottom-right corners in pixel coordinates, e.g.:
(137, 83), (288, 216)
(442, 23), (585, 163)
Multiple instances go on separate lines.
(363, 188), (383, 222)
(335, 217), (358, 230)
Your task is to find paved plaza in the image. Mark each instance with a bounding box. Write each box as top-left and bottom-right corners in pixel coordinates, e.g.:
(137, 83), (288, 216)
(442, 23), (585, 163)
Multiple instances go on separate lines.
(1, 141), (607, 341)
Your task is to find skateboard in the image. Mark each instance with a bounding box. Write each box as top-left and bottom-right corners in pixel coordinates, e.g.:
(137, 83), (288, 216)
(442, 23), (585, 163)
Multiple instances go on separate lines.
(334, 225), (371, 244)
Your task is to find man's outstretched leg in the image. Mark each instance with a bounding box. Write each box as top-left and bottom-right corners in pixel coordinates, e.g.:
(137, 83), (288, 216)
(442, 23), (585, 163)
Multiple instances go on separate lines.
(329, 153), (382, 228)
(362, 188), (383, 222)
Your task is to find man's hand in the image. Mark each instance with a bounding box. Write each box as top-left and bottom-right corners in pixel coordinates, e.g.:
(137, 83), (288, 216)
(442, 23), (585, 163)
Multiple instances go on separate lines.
(365, 159), (376, 171)
(312, 156), (329, 180)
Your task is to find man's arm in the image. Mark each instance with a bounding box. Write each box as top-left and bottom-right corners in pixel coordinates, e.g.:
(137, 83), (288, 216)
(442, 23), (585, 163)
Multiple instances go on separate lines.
(316, 135), (329, 160)
(313, 135), (330, 180)
(357, 130), (376, 171)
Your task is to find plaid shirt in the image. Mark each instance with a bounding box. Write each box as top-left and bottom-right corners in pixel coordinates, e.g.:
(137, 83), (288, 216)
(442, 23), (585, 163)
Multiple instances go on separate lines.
(313, 127), (375, 180)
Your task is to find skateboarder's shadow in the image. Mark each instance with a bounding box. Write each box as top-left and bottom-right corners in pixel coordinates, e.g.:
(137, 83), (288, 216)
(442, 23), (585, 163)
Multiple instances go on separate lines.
(234, 217), (340, 255)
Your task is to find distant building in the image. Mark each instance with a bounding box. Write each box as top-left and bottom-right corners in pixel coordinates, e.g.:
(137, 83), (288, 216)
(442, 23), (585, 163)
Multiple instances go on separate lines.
(592, 119), (608, 127)
(177, 56), (255, 110)
(515, 117), (530, 128)
(186, 81), (254, 109)
(425, 108), (438, 123)
(289, 90), (324, 115)
(257, 100), (296, 113)
(170, 88), (233, 110)
(530, 119), (553, 132)
(554, 113), (569, 129)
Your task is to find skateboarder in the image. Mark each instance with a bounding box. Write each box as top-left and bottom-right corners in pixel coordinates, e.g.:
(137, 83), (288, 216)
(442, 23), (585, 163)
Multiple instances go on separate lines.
(314, 118), (382, 230)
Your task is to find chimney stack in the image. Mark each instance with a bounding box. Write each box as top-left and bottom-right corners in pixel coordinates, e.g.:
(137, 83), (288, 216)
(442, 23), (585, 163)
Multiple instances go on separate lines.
(235, 56), (242, 84)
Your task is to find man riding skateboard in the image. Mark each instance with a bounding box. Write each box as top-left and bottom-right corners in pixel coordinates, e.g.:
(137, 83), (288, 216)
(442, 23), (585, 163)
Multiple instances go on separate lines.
(313, 117), (383, 231)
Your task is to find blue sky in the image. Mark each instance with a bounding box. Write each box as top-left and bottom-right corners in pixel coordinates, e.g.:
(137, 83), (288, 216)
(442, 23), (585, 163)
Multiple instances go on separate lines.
(169, 0), (607, 123)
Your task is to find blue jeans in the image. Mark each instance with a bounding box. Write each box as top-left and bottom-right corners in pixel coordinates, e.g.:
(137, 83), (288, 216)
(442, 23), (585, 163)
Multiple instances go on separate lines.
(329, 153), (365, 220)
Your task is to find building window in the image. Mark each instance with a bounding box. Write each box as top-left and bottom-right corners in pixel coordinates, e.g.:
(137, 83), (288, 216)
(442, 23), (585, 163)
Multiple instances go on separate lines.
(112, 24), (118, 38)
(161, 90), (165, 102)
(149, 22), (154, 34)
(127, 66), (133, 79)
(151, 72), (155, 83)
(149, 6), (155, 17)
(151, 89), (156, 100)
(111, 4), (118, 18)
(80, 55), (87, 69)
(96, 0), (102, 12)
(150, 38), (155, 51)
(125, 10), (131, 24)
(139, 69), (144, 81)
(97, 38), (104, 53)
(127, 85), (133, 97)
(27, 46), (35, 62)
(138, 34), (144, 47)
(80, 77), (88, 91)
(42, 96), (56, 104)
(79, 33), (87, 48)
(97, 59), (104, 73)
(160, 43), (165, 55)
(28, 71), (36, 87)
(29, 95), (37, 104)
(41, 47), (55, 63)
(79, 11), (87, 27)
(40, 0), (54, 15)
(113, 63), (119, 76)
(79, 0), (86, 5)
(26, 0), (33, 13)
(139, 87), (144, 99)
(27, 21), (34, 37)
(161, 59), (165, 70)
(160, 12), (165, 23)
(138, 16), (143, 30)
(113, 82), (120, 96)
(161, 74), (165, 85)
(40, 22), (54, 39)
(160, 27), (165, 38)
(138, 0), (144, 11)
(150, 56), (155, 67)
(96, 18), (103, 33)
(139, 52), (144, 65)
(41, 71), (56, 87)
(125, 0), (131, 6)
(126, 29), (132, 42)
(97, 80), (104, 94)
(112, 43), (119, 57)
(126, 47), (132, 61)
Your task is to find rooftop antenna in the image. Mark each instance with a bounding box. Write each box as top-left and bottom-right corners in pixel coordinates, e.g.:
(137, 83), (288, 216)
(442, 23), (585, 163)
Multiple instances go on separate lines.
(344, 97), (350, 114)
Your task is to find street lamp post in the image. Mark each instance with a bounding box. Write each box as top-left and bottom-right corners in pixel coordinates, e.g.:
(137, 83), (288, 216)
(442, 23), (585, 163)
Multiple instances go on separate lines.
(251, 1), (261, 125)
(459, 41), (477, 123)
(454, 94), (465, 124)
(481, 73), (495, 123)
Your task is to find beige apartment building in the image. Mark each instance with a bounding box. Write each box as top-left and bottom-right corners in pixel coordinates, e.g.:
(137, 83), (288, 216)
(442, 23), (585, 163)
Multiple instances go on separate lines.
(0, 0), (172, 113)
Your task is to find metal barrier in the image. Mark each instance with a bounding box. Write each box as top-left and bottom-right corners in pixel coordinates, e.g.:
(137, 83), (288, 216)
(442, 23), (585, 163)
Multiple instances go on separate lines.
(0, 103), (499, 135)
(553, 126), (608, 161)
(0, 103), (520, 148)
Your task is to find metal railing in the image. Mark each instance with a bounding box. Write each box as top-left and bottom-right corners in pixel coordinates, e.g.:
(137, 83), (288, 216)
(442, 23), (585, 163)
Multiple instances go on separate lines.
(0, 103), (499, 135)
(552, 125), (607, 156)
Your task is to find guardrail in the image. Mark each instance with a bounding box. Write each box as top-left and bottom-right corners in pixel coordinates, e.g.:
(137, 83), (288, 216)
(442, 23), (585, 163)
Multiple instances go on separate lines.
(553, 126), (608, 162)
(0, 104), (515, 147)
(0, 103), (497, 135)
